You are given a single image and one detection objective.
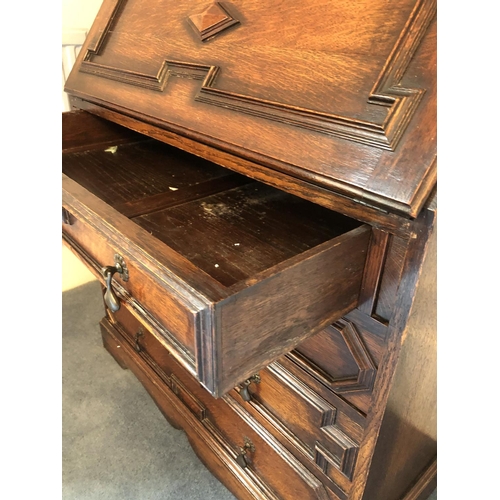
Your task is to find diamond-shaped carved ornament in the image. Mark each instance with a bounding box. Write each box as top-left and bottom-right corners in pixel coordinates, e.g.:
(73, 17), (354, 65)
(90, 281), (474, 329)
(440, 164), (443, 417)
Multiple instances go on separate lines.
(188, 2), (240, 41)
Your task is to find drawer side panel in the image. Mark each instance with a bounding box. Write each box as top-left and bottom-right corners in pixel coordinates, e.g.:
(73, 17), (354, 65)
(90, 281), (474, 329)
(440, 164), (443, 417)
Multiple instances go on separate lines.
(216, 226), (372, 395)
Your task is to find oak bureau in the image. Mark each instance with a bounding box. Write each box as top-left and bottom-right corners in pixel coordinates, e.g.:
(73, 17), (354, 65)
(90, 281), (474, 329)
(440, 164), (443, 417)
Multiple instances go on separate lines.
(62, 1), (437, 498)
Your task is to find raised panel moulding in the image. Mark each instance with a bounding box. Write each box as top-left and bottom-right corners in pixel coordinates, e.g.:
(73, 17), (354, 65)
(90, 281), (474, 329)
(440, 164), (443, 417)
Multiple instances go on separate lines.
(79, 0), (436, 151)
(288, 319), (377, 395)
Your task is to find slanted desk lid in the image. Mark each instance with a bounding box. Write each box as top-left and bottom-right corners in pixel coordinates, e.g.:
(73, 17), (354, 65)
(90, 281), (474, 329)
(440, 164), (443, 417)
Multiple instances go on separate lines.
(65, 0), (436, 218)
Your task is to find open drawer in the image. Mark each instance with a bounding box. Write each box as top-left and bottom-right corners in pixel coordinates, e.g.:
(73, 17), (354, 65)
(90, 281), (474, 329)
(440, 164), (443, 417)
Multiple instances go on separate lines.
(62, 111), (371, 397)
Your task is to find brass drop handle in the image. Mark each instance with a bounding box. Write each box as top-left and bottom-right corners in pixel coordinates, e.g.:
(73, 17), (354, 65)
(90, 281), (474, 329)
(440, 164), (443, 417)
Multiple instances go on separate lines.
(62, 208), (73, 225)
(238, 374), (261, 402)
(236, 438), (255, 468)
(101, 254), (129, 313)
(134, 328), (144, 352)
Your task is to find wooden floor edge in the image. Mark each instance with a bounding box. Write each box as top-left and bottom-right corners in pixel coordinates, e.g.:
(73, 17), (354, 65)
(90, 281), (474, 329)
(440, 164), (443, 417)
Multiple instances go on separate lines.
(401, 457), (437, 500)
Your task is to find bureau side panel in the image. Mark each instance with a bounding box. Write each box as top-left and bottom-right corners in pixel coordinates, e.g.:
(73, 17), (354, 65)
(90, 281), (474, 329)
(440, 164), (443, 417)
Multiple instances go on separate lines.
(361, 220), (437, 500)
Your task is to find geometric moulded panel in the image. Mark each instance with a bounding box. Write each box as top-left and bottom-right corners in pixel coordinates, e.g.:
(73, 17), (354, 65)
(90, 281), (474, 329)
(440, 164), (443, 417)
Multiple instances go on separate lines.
(291, 319), (377, 394)
(79, 0), (436, 152)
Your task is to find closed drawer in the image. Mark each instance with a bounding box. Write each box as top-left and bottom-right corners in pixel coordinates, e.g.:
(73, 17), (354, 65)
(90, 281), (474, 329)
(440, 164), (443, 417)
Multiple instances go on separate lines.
(101, 313), (346, 500)
(63, 112), (371, 397)
(110, 300), (360, 496)
(107, 295), (183, 379)
(232, 363), (361, 491)
(288, 314), (385, 415)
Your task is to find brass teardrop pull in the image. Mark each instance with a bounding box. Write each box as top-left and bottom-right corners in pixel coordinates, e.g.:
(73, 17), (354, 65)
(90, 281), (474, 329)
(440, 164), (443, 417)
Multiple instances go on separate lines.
(102, 267), (120, 312)
(236, 438), (255, 468)
(134, 328), (144, 352)
(62, 208), (73, 225)
(237, 374), (261, 402)
(101, 254), (129, 312)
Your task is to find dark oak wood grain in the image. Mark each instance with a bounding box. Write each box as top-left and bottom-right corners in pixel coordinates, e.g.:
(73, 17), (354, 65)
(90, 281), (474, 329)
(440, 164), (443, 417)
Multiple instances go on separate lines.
(101, 316), (339, 500)
(116, 175), (253, 218)
(357, 230), (390, 317)
(62, 0), (437, 497)
(349, 207), (436, 500)
(62, 109), (144, 153)
(291, 319), (377, 416)
(69, 98), (415, 237)
(234, 363), (359, 492)
(134, 182), (362, 287)
(65, 0), (436, 217)
(373, 235), (409, 322)
(110, 296), (356, 497)
(63, 137), (249, 209)
(216, 226), (370, 395)
(63, 119), (372, 396)
(361, 216), (437, 500)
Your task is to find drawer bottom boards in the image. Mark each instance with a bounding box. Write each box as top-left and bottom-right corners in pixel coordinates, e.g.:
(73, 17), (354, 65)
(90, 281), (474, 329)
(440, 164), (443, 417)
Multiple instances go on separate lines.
(100, 316), (347, 500)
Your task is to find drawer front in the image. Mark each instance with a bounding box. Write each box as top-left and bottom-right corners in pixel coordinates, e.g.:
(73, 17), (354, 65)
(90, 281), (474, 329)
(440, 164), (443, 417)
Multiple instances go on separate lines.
(233, 363), (361, 491)
(111, 300), (360, 496)
(63, 127), (371, 397)
(62, 212), (199, 360)
(172, 360), (341, 500)
(108, 298), (183, 378)
(289, 314), (386, 415)
(102, 311), (347, 500)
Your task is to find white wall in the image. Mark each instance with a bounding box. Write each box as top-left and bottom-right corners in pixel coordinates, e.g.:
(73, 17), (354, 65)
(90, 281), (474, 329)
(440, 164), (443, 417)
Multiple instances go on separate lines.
(62, 0), (104, 292)
(62, 0), (104, 31)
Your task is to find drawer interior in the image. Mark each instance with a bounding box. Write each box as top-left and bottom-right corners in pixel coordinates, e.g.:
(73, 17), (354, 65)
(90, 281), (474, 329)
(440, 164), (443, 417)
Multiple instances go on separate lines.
(63, 139), (363, 288)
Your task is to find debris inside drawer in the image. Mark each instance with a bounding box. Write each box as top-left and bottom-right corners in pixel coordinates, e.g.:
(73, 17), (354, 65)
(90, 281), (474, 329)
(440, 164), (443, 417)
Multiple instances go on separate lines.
(104, 146), (118, 154)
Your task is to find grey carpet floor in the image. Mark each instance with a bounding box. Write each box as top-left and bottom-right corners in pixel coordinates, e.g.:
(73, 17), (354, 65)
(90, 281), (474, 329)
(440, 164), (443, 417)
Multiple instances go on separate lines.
(63, 281), (436, 500)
